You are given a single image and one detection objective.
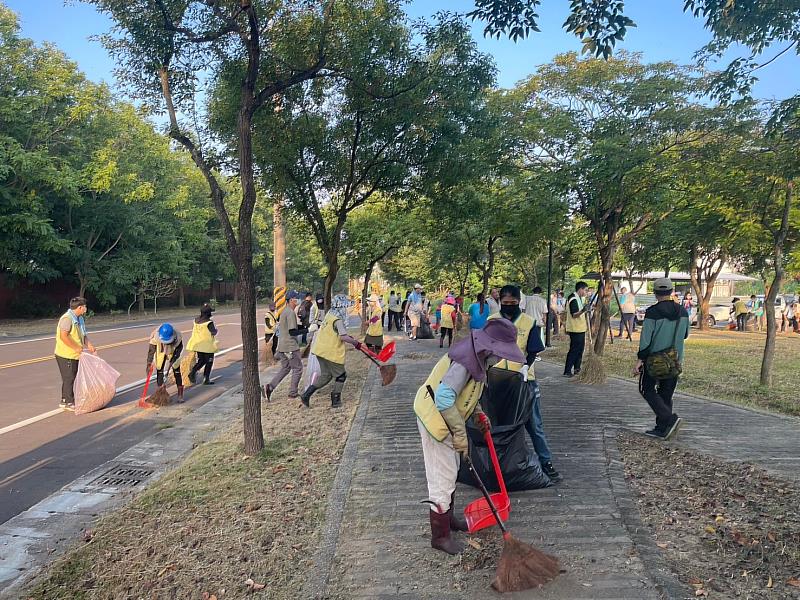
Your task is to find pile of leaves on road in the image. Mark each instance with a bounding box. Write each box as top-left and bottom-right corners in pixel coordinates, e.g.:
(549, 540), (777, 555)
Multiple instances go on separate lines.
(618, 430), (800, 599)
(26, 353), (369, 600)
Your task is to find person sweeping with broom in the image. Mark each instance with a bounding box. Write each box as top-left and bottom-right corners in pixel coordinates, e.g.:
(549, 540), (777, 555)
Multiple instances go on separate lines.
(300, 294), (361, 409)
(186, 303), (218, 385)
(563, 281), (589, 378)
(146, 323), (185, 403)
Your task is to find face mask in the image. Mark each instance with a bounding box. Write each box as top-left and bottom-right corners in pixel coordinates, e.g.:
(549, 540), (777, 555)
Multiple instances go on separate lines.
(500, 304), (521, 320)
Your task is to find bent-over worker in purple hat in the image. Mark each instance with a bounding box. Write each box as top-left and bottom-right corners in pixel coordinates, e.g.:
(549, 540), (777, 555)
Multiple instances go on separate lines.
(413, 318), (525, 555)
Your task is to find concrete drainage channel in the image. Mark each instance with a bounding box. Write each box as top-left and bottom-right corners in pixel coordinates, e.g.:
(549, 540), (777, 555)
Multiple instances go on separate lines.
(0, 378), (251, 598)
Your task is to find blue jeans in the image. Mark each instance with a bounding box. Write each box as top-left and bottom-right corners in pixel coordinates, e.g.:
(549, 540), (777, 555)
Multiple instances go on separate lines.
(523, 380), (552, 464)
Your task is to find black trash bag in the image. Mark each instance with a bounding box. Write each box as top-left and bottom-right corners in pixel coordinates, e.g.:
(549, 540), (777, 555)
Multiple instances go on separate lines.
(417, 317), (435, 339)
(457, 368), (551, 491)
(457, 421), (551, 491)
(482, 367), (532, 426)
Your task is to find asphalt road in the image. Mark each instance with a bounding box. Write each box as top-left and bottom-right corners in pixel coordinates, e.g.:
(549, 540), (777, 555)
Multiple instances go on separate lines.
(0, 310), (249, 525)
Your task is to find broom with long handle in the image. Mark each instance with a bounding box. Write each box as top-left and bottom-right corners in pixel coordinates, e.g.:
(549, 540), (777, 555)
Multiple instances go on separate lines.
(574, 283), (606, 384)
(463, 453), (560, 592)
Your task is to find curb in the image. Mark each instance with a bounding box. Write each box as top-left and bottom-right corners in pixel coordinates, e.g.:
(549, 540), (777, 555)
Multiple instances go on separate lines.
(602, 426), (693, 600)
(540, 358), (800, 424)
(301, 362), (375, 600)
(0, 370), (265, 597)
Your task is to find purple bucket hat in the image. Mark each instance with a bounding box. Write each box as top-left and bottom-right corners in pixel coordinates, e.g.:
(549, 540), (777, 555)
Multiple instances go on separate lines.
(448, 318), (524, 382)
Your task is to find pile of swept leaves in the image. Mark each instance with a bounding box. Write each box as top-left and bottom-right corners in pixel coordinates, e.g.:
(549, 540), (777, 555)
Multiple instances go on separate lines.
(26, 354), (369, 600)
(618, 430), (800, 599)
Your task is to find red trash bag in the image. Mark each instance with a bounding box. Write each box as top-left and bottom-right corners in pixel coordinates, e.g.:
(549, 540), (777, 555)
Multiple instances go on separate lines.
(73, 352), (121, 415)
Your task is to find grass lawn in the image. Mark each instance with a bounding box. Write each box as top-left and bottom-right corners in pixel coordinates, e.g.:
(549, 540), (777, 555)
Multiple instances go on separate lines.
(25, 353), (369, 599)
(545, 328), (800, 416)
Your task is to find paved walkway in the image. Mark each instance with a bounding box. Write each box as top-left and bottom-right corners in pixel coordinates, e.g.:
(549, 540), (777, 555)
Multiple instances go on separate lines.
(312, 337), (800, 600)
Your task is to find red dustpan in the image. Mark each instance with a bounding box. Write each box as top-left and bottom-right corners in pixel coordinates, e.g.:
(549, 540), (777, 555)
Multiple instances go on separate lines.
(465, 415), (510, 533)
(376, 341), (396, 362)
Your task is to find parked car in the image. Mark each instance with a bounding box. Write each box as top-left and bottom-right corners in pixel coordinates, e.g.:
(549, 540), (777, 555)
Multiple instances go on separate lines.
(635, 302), (729, 327)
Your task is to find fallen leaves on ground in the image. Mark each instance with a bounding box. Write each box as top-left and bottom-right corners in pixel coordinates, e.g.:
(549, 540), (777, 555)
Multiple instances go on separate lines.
(618, 430), (800, 599)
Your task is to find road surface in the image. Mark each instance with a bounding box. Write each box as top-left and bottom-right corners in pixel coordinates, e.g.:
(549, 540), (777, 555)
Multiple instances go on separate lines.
(0, 311), (250, 525)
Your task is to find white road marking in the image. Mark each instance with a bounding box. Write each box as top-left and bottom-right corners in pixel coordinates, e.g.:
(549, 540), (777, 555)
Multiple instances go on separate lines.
(0, 314), (241, 346)
(0, 343), (244, 436)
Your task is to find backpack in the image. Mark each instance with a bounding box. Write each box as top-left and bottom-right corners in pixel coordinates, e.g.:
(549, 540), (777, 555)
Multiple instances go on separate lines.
(644, 318), (683, 379)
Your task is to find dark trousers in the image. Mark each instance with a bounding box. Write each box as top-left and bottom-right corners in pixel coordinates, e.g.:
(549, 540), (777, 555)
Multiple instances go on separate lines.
(736, 313), (748, 331)
(387, 311), (402, 331)
(191, 352), (214, 380)
(549, 310), (559, 335)
(618, 313), (636, 336)
(439, 327), (453, 347)
(265, 333), (278, 355)
(564, 332), (585, 374)
(639, 372), (678, 430)
(55, 355), (79, 404)
(523, 380), (552, 463)
(156, 364), (181, 386)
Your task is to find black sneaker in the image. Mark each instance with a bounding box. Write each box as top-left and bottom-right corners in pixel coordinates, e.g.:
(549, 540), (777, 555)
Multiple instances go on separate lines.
(664, 416), (683, 440)
(562, 372), (573, 378)
(541, 461), (562, 482)
(59, 400), (69, 409)
(644, 427), (667, 439)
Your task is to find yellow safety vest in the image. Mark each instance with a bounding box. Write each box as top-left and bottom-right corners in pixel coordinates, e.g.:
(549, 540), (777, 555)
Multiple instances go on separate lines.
(565, 294), (587, 333)
(487, 312), (534, 376)
(264, 311), (277, 334)
(150, 330), (183, 370)
(186, 321), (218, 353)
(312, 312), (346, 365)
(54, 311), (84, 360)
(367, 306), (383, 337)
(440, 304), (456, 329)
(414, 355), (484, 442)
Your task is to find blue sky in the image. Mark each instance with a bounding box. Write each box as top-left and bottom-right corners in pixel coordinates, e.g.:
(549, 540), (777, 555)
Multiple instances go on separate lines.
(5, 0), (799, 100)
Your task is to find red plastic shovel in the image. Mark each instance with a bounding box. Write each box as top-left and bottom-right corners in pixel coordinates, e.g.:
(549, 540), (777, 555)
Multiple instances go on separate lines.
(465, 413), (510, 533)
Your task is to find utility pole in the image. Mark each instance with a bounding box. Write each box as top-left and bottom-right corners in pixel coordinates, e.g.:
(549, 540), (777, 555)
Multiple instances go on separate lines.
(273, 195), (287, 316)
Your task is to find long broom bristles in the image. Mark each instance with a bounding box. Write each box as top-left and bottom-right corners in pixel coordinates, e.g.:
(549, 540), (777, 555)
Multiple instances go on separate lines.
(491, 532), (561, 592)
(573, 349), (606, 385)
(147, 384), (171, 406)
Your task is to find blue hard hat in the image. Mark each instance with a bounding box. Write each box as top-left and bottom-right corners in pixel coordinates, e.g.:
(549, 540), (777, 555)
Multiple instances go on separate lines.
(158, 323), (176, 343)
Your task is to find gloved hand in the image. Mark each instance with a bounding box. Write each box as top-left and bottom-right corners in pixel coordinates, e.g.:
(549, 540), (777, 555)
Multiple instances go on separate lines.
(440, 406), (468, 460)
(475, 411), (491, 435)
(308, 323), (319, 333)
(354, 341), (363, 351)
(145, 363), (152, 375)
(519, 364), (529, 382)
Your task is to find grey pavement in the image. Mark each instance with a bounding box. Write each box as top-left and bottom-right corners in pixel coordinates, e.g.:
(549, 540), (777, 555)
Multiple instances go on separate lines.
(313, 337), (800, 600)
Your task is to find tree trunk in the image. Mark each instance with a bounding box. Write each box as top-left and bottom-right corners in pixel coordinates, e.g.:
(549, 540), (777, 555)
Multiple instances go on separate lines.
(154, 296), (158, 314)
(593, 246), (615, 355)
(138, 290), (145, 313)
(760, 180), (793, 387)
(238, 255), (264, 455)
(233, 281), (239, 303)
(323, 252), (340, 310)
(361, 263), (375, 324)
(178, 286), (185, 309)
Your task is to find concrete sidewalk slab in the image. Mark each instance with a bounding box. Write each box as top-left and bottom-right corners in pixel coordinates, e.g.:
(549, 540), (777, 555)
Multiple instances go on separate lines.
(310, 338), (800, 599)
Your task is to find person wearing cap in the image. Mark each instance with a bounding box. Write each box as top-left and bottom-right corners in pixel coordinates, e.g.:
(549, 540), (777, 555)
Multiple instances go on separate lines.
(187, 303), (219, 385)
(564, 281), (590, 377)
(54, 296), (96, 411)
(414, 318), (525, 555)
(264, 302), (279, 358)
(264, 290), (311, 401)
(405, 284), (425, 340)
(439, 296), (457, 348)
(634, 277), (689, 439)
(488, 285), (561, 482)
(364, 293), (384, 352)
(301, 294), (362, 408)
(147, 323), (185, 402)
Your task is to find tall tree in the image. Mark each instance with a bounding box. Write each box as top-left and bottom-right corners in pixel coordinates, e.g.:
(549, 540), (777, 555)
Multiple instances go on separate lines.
(88, 0), (343, 454)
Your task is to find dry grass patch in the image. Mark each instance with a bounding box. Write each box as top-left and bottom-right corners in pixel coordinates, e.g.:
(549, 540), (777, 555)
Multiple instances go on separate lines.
(26, 353), (369, 600)
(545, 329), (800, 415)
(618, 430), (800, 599)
